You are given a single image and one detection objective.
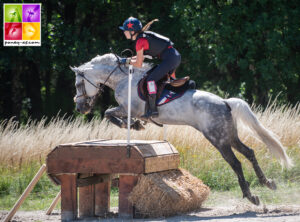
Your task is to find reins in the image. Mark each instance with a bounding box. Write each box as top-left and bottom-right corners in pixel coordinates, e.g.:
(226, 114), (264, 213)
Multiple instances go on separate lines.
(75, 51), (132, 101)
(77, 64), (119, 96)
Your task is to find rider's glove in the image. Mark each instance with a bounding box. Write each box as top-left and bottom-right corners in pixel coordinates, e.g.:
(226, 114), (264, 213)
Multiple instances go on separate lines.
(144, 55), (153, 60)
(120, 58), (131, 65)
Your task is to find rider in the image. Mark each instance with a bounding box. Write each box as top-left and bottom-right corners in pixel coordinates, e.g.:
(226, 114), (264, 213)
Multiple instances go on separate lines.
(119, 17), (181, 118)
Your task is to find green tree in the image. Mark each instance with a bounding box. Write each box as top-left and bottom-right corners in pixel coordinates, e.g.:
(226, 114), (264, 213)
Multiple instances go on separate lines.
(1, 0), (299, 123)
(173, 0), (300, 104)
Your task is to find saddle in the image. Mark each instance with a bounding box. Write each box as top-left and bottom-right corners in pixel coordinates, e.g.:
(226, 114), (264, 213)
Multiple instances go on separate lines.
(138, 67), (194, 105)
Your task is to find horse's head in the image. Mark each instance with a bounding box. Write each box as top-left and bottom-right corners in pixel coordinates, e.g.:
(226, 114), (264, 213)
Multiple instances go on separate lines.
(71, 66), (100, 114)
(70, 53), (149, 114)
(70, 53), (125, 114)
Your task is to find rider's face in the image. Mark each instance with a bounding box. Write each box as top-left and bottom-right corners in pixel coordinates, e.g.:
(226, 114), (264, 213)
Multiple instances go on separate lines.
(124, 31), (136, 40)
(124, 31), (131, 39)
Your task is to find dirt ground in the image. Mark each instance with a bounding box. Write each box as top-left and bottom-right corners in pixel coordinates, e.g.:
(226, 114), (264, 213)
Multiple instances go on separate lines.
(1, 204), (300, 222)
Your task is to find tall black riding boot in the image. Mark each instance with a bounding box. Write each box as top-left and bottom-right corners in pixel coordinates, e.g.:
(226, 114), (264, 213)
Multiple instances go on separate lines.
(142, 94), (159, 118)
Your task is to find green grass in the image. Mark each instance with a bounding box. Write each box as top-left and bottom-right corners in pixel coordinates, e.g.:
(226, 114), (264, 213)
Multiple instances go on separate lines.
(0, 155), (299, 211)
(0, 163), (60, 210)
(0, 163), (120, 211)
(178, 145), (300, 191)
(0, 102), (299, 211)
(205, 182), (300, 206)
(110, 187), (119, 208)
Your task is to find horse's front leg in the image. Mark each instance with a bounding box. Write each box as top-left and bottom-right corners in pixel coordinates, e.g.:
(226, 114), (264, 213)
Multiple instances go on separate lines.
(104, 106), (127, 128)
(104, 106), (145, 131)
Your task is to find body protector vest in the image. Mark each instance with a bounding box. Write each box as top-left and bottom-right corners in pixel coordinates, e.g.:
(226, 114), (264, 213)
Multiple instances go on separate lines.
(135, 31), (174, 58)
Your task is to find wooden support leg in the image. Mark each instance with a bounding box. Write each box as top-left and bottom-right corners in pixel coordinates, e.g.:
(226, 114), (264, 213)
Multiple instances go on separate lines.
(58, 174), (77, 221)
(95, 181), (111, 216)
(79, 185), (95, 218)
(119, 175), (138, 218)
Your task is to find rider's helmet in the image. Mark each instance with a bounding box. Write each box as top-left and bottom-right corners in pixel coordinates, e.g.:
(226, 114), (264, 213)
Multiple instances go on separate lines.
(119, 17), (142, 32)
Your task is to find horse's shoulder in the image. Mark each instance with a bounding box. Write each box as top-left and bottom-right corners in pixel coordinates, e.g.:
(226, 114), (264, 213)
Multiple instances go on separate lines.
(115, 80), (126, 95)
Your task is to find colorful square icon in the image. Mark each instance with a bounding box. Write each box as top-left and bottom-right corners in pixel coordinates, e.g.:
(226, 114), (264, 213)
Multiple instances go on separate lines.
(3, 3), (42, 46)
(5, 23), (22, 40)
(22, 4), (40, 22)
(23, 23), (40, 40)
(4, 4), (22, 23)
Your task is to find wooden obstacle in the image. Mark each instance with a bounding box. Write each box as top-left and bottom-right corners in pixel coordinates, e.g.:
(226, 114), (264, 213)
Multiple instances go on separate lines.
(46, 139), (180, 221)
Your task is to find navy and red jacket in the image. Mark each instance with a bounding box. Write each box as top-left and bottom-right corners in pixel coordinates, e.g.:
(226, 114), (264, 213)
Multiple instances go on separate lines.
(135, 31), (174, 58)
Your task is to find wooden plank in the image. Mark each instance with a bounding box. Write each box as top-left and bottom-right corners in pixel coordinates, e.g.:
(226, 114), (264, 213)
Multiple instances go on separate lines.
(59, 140), (162, 147)
(46, 191), (61, 215)
(47, 146), (144, 174)
(137, 142), (177, 157)
(59, 139), (107, 147)
(119, 175), (138, 218)
(77, 174), (110, 187)
(58, 174), (77, 221)
(82, 140), (162, 146)
(145, 154), (180, 173)
(47, 145), (141, 160)
(48, 158), (144, 174)
(3, 164), (46, 222)
(79, 185), (95, 218)
(95, 180), (111, 216)
(134, 144), (158, 157)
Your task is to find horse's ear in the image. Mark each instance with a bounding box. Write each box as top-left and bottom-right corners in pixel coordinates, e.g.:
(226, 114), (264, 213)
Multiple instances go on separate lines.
(70, 66), (77, 73)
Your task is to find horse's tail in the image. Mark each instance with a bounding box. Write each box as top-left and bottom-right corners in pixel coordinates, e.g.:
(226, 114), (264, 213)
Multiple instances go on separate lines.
(225, 98), (293, 168)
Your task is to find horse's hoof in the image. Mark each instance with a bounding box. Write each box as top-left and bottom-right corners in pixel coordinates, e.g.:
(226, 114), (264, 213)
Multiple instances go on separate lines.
(266, 179), (277, 190)
(248, 195), (260, 205)
(134, 124), (145, 131)
(131, 120), (145, 131)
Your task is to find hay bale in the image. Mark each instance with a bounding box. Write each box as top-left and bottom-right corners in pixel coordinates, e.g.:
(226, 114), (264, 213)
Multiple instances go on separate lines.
(128, 168), (210, 217)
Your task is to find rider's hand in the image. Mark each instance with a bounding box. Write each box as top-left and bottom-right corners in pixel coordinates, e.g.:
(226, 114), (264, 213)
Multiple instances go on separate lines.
(120, 58), (131, 65)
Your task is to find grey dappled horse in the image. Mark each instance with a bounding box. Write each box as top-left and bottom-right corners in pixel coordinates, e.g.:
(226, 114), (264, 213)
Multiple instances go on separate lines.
(71, 53), (293, 205)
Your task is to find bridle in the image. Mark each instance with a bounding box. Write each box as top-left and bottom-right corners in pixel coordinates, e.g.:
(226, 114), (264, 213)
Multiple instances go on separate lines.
(74, 51), (131, 107)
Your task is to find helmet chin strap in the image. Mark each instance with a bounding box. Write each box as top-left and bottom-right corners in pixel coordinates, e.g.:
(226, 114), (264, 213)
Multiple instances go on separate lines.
(130, 31), (137, 40)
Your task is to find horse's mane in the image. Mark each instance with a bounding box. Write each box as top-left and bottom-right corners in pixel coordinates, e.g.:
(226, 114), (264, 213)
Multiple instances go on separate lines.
(76, 53), (152, 73)
(90, 53), (117, 66)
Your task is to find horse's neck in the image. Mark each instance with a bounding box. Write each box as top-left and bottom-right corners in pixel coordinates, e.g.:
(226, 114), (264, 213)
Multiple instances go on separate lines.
(94, 66), (128, 90)
(105, 67), (146, 90)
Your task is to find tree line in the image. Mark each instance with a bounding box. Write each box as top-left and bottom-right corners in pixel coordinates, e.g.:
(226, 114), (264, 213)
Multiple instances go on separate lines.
(1, 0), (299, 122)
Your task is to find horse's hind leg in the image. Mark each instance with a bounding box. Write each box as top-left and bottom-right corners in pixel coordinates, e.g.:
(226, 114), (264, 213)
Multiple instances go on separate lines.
(203, 132), (260, 205)
(232, 138), (277, 190)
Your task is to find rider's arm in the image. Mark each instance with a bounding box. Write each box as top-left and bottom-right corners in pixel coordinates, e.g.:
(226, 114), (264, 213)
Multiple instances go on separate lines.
(130, 37), (148, 68)
(130, 49), (144, 68)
